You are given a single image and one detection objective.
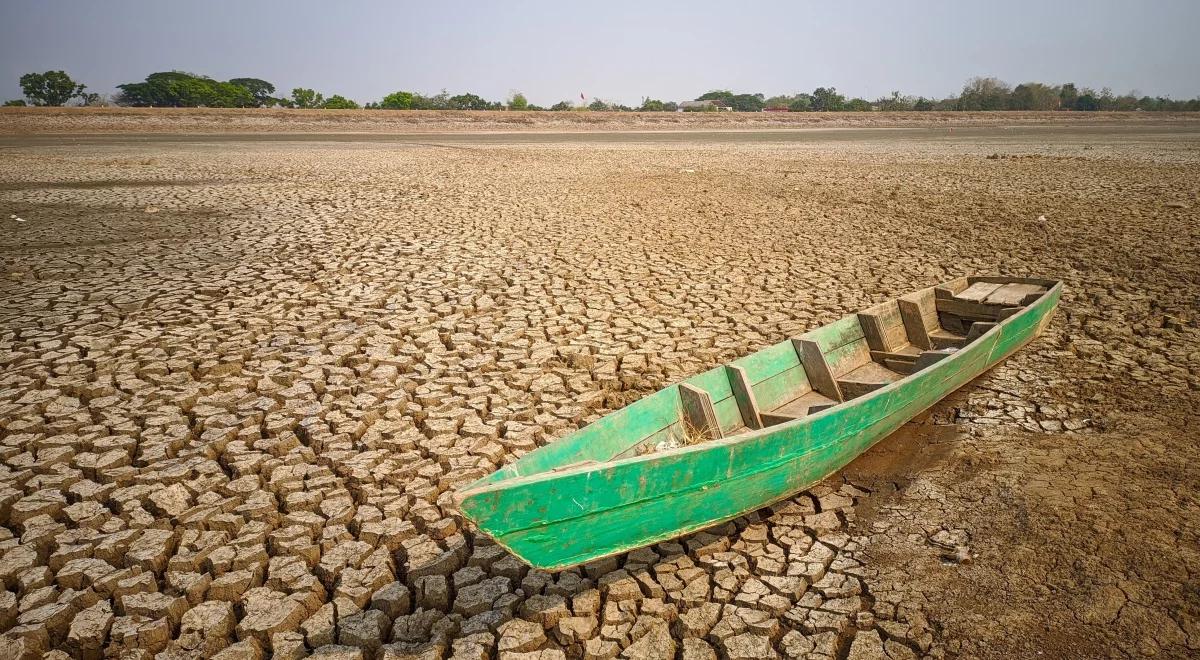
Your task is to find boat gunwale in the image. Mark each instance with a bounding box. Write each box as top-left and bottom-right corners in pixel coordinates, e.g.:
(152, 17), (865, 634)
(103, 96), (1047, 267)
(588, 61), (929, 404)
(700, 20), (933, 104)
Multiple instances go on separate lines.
(457, 279), (1063, 500)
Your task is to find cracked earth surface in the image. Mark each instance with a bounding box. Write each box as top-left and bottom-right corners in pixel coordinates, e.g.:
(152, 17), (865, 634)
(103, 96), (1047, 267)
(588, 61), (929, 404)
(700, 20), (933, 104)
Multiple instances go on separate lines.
(0, 126), (1197, 659)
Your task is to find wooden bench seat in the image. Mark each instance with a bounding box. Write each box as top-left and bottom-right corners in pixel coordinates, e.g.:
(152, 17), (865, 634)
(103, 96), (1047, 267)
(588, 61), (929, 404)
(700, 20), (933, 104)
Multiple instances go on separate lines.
(836, 361), (905, 399)
(763, 390), (839, 424)
(984, 283), (1046, 306)
(675, 278), (1049, 441)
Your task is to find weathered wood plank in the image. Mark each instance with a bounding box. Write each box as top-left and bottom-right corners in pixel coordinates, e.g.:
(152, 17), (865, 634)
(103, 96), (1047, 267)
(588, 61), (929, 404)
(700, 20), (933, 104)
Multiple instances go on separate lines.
(914, 349), (956, 371)
(939, 312), (969, 335)
(928, 329), (967, 350)
(726, 365), (763, 430)
(883, 359), (917, 375)
(985, 283), (1046, 306)
(711, 397), (746, 436)
(836, 380), (886, 400)
(898, 290), (936, 350)
(824, 339), (872, 378)
(966, 321), (998, 341)
(859, 300), (908, 352)
(935, 297), (1010, 321)
(679, 383), (722, 440)
(956, 281), (1004, 302)
(870, 350), (918, 363)
(752, 365), (811, 412)
(934, 277), (970, 300)
(968, 275), (1058, 288)
(761, 412), (801, 427)
(804, 314), (865, 353)
(683, 366), (744, 433)
(794, 339), (844, 402)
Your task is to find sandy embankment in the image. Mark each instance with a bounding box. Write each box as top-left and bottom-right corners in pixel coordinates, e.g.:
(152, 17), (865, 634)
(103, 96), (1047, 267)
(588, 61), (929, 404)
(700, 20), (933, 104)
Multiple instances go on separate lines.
(2, 106), (1199, 134)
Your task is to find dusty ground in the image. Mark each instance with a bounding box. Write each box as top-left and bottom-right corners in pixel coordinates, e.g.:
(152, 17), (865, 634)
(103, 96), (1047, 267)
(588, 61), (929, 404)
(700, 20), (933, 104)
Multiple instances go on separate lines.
(3, 107), (1200, 135)
(0, 121), (1197, 660)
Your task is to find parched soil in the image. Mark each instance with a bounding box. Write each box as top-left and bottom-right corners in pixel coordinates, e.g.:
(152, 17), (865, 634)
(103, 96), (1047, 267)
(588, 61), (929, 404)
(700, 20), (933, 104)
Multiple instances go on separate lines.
(3, 106), (1200, 135)
(0, 123), (1197, 659)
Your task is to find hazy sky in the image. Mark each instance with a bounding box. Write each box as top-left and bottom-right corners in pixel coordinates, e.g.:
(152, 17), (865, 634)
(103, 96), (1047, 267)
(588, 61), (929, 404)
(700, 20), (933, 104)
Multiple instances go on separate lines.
(1, 1), (1197, 106)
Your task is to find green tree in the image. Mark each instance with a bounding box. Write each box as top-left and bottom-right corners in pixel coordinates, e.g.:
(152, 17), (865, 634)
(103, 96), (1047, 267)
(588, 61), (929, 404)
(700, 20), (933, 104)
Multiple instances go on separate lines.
(229, 78), (276, 107)
(1058, 83), (1079, 110)
(448, 93), (497, 110)
(1074, 91), (1099, 111)
(321, 95), (359, 109)
(290, 88), (324, 109)
(763, 95), (789, 110)
(3, 99), (27, 107)
(696, 90), (734, 107)
(1111, 91), (1138, 111)
(639, 97), (667, 111)
(764, 94), (808, 111)
(912, 97), (935, 111)
(811, 87), (846, 111)
(875, 91), (914, 111)
(550, 100), (575, 111)
(508, 92), (529, 110)
(844, 98), (872, 111)
(730, 93), (765, 112)
(116, 72), (253, 107)
(380, 91), (415, 109)
(789, 95), (814, 112)
(957, 77), (1011, 110)
(411, 90), (450, 110)
(19, 71), (86, 106)
(1009, 83), (1059, 110)
(588, 98), (610, 111)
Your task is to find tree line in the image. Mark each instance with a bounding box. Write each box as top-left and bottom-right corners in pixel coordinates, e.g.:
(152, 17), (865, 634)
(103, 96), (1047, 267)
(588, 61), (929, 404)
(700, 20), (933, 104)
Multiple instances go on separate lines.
(6, 71), (1199, 112)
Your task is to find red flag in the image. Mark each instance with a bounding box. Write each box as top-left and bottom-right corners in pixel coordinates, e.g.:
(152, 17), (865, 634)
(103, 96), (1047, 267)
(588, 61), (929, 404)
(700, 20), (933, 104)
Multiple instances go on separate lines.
(580, 92), (585, 101)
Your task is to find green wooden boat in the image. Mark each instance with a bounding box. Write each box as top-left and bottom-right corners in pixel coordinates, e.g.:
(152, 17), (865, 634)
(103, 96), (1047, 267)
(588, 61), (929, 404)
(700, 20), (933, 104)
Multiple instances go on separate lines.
(456, 276), (1062, 570)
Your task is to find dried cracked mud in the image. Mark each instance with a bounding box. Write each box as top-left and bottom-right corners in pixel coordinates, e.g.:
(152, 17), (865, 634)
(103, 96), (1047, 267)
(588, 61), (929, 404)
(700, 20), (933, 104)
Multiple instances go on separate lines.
(0, 125), (1197, 660)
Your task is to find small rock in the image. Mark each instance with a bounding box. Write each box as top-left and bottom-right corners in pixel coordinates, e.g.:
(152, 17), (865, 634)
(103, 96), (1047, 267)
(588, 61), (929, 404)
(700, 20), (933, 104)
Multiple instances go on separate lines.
(211, 639), (265, 660)
(847, 629), (885, 660)
(497, 617), (546, 653)
(452, 575), (509, 617)
(681, 637), (717, 660)
(65, 599), (114, 658)
(337, 609), (389, 652)
(721, 632), (777, 660)
(371, 581), (412, 619)
(271, 631), (308, 660)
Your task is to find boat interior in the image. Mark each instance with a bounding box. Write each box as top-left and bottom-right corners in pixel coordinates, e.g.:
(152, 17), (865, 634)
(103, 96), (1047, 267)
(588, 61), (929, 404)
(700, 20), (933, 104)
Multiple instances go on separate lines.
(613, 276), (1055, 457)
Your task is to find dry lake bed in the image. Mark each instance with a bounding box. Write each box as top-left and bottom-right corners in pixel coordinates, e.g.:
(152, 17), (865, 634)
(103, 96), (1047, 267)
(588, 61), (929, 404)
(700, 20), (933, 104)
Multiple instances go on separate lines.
(0, 120), (1198, 659)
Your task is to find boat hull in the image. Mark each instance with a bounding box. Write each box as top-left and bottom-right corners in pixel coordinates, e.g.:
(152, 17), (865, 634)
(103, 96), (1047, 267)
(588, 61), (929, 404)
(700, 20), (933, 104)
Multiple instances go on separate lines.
(458, 283), (1060, 570)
